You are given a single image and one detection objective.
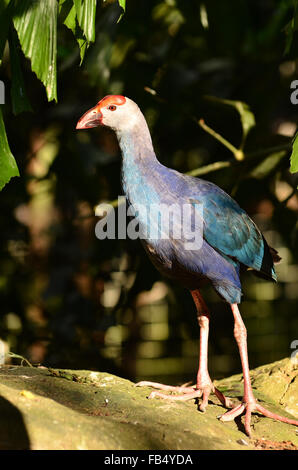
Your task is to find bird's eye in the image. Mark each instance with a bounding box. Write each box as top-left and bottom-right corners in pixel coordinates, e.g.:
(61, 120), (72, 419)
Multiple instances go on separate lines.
(108, 105), (117, 111)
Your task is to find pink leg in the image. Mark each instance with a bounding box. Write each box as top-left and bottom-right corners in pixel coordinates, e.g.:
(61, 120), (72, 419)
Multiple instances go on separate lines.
(219, 304), (298, 436)
(191, 290), (233, 411)
(136, 290), (233, 410)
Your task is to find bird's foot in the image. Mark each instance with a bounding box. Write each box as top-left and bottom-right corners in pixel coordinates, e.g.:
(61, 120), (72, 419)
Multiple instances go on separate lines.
(135, 380), (200, 401)
(135, 378), (233, 412)
(196, 373), (234, 411)
(219, 397), (298, 437)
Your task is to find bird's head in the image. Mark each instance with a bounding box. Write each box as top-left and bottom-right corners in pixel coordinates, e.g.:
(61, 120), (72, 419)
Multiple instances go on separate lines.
(76, 95), (142, 133)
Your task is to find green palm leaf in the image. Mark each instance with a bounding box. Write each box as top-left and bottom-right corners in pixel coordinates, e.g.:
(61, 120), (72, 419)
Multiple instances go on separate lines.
(73, 0), (96, 43)
(0, 108), (19, 190)
(13, 0), (58, 102)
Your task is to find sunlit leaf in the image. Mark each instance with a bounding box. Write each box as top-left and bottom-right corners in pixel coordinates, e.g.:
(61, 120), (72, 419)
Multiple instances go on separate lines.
(76, 34), (89, 65)
(249, 151), (287, 179)
(73, 0), (96, 42)
(9, 30), (32, 115)
(199, 4), (209, 30)
(290, 132), (298, 175)
(13, 0), (58, 102)
(205, 95), (256, 147)
(117, 0), (126, 22)
(59, 0), (76, 30)
(0, 107), (19, 190)
(234, 101), (256, 141)
(61, 0), (94, 64)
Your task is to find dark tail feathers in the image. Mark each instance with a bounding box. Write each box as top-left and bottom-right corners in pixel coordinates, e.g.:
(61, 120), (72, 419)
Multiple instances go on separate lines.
(269, 246), (281, 264)
(251, 238), (281, 282)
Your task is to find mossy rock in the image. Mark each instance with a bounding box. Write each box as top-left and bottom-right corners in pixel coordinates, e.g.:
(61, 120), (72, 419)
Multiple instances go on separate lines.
(0, 357), (297, 450)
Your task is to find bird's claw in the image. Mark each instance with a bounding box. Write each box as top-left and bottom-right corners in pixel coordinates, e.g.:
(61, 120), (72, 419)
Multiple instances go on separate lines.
(218, 398), (298, 437)
(135, 380), (233, 411)
(147, 388), (203, 402)
(135, 380), (200, 401)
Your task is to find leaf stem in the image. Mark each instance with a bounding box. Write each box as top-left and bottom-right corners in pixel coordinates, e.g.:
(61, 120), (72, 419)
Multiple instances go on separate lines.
(198, 119), (244, 161)
(187, 161), (231, 177)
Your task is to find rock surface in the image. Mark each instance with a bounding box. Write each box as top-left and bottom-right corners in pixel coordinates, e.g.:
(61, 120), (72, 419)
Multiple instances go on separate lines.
(0, 357), (297, 450)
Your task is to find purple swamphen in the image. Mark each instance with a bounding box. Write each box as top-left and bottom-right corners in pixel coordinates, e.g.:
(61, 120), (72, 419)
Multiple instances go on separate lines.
(76, 95), (298, 436)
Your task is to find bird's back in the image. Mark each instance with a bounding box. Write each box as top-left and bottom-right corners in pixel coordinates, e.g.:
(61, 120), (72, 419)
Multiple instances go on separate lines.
(159, 166), (277, 280)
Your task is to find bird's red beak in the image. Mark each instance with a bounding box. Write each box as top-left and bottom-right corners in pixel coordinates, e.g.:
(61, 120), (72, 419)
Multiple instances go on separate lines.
(76, 105), (103, 129)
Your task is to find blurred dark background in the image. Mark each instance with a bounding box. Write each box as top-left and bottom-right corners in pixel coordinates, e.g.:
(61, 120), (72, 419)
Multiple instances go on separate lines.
(0, 0), (297, 385)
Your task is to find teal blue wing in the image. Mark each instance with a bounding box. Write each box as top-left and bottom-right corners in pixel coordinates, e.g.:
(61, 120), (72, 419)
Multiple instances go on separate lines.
(189, 180), (276, 281)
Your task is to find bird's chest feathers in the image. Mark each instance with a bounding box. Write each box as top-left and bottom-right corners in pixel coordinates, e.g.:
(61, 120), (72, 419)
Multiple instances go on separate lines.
(122, 157), (175, 258)
(121, 157), (159, 208)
